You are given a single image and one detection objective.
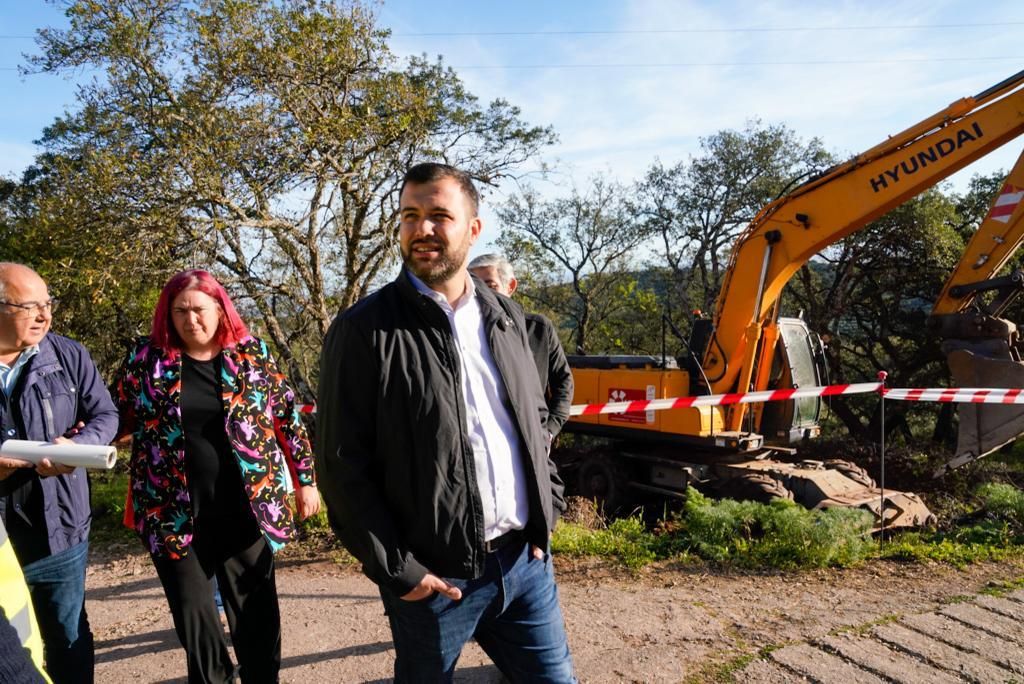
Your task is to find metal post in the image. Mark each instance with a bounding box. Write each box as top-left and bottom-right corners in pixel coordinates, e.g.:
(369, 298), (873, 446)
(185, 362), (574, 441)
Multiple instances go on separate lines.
(877, 370), (888, 545)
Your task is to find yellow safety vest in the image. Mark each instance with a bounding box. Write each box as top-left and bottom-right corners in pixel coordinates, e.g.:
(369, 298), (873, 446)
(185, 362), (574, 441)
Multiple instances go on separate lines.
(0, 517), (51, 682)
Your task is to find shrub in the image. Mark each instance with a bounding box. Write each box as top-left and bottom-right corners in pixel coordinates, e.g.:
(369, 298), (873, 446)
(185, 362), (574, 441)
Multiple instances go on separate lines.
(976, 482), (1024, 531)
(554, 488), (877, 570)
(678, 489), (875, 569)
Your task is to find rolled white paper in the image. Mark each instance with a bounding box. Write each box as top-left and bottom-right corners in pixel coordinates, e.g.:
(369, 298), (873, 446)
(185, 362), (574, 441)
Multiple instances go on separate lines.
(0, 440), (117, 470)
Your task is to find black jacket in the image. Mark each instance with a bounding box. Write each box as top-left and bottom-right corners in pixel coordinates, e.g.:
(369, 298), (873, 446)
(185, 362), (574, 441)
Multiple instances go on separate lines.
(524, 313), (574, 437)
(316, 270), (566, 596)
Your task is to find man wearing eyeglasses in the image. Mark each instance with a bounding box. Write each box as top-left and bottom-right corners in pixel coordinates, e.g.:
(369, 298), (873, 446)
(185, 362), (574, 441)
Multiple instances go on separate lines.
(0, 263), (118, 684)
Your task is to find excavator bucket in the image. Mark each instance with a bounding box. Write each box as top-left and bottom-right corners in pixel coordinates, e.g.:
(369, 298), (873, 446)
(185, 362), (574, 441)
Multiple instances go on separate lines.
(940, 347), (1024, 473)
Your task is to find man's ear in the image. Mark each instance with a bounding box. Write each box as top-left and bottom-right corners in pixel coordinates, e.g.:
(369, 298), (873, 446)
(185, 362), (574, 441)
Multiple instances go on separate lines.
(507, 277), (518, 296)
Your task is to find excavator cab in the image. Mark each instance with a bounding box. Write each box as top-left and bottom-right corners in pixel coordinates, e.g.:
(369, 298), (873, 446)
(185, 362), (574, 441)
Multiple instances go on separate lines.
(759, 318), (827, 444)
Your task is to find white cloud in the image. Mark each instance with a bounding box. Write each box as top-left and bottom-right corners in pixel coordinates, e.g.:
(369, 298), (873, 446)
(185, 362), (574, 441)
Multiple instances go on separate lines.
(382, 0), (1024, 196)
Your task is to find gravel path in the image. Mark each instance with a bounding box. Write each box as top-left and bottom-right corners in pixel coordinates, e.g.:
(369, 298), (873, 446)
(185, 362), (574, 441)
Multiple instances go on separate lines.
(86, 551), (1024, 682)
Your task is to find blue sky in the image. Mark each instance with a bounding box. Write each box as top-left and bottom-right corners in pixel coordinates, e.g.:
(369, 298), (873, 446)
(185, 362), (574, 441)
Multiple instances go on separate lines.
(2, 1), (1022, 204)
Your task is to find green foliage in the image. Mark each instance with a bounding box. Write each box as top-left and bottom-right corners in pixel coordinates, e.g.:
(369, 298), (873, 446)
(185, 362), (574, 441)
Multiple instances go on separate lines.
(877, 534), (1012, 568)
(13, 0), (555, 389)
(0, 167), (171, 374)
(875, 483), (1024, 567)
(88, 463), (136, 547)
(554, 488), (876, 570)
(297, 506), (332, 534)
(932, 482), (1024, 550)
(590, 280), (664, 355)
(678, 489), (876, 569)
(976, 482), (1024, 528)
(553, 484), (1024, 572)
(636, 120), (833, 330)
(979, 577), (1024, 597)
(552, 515), (670, 569)
(497, 176), (654, 355)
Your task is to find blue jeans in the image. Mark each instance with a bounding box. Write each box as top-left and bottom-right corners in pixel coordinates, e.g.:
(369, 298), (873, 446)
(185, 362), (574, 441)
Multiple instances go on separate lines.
(380, 541), (575, 683)
(21, 540), (93, 684)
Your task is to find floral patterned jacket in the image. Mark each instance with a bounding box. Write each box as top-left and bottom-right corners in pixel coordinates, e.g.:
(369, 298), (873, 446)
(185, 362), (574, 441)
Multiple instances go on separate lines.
(113, 336), (315, 559)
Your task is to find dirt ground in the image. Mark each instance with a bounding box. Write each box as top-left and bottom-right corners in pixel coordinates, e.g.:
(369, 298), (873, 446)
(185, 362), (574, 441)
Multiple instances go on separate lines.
(85, 547), (1024, 683)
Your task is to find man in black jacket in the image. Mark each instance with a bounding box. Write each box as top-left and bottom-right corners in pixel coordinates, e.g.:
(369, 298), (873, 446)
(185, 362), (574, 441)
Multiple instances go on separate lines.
(317, 163), (575, 682)
(469, 253), (574, 440)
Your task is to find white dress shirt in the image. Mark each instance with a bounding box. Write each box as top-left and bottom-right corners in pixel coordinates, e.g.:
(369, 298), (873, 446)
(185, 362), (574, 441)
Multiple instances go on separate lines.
(0, 346), (39, 397)
(409, 272), (529, 540)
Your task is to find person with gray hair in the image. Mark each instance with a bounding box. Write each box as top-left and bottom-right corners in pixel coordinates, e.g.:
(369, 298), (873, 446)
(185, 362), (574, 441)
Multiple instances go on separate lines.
(0, 262), (119, 684)
(469, 254), (574, 440)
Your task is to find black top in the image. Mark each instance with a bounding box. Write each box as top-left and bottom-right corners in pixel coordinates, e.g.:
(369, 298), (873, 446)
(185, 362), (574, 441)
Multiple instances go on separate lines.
(180, 355), (248, 532)
(315, 269), (564, 595)
(524, 312), (574, 437)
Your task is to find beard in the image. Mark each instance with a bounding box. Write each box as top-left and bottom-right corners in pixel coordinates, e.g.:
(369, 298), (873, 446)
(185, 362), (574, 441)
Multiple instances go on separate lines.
(401, 236), (471, 286)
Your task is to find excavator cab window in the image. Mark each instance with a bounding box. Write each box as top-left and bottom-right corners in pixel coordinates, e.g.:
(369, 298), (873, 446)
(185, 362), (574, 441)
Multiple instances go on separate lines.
(684, 317), (715, 393)
(760, 317), (825, 443)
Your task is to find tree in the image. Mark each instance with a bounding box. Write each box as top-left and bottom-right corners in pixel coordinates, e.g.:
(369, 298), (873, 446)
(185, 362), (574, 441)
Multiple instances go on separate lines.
(0, 160), (174, 371)
(635, 121), (831, 330)
(24, 0), (555, 392)
(786, 188), (964, 439)
(496, 176), (652, 354)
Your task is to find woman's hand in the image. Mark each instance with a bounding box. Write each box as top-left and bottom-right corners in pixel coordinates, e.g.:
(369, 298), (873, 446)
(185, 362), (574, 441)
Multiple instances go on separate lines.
(295, 484), (321, 520)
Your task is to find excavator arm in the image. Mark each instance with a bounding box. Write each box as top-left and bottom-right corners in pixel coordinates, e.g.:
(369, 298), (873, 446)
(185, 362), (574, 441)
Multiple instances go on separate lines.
(705, 69), (1024, 432)
(932, 150), (1024, 317)
(929, 150), (1024, 470)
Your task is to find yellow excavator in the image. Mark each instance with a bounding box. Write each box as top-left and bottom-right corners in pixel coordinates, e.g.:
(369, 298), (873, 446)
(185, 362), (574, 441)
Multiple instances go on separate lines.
(930, 151), (1024, 473)
(563, 68), (1024, 528)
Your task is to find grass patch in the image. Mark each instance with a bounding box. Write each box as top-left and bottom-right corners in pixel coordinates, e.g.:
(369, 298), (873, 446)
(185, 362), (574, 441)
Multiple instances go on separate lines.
(829, 613), (900, 637)
(552, 515), (675, 569)
(877, 534), (1015, 567)
(879, 482), (1024, 567)
(979, 577), (1024, 596)
(681, 652), (758, 684)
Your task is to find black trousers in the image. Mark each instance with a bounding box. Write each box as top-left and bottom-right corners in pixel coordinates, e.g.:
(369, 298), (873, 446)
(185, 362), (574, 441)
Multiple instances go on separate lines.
(152, 528), (281, 684)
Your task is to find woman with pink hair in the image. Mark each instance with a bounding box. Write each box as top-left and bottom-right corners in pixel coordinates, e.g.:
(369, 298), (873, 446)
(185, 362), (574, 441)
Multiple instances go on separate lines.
(114, 270), (318, 683)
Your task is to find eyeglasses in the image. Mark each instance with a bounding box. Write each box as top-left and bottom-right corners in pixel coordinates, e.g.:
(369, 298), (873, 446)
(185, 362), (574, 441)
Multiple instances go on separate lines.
(0, 298), (59, 317)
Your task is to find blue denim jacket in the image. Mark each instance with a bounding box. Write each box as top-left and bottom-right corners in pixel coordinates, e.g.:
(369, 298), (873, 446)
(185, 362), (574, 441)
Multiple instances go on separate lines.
(0, 333), (119, 556)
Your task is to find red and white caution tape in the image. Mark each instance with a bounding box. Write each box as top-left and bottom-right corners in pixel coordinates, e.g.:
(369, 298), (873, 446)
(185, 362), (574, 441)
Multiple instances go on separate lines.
(882, 387), (1024, 404)
(298, 384), (1024, 420)
(569, 382), (882, 417)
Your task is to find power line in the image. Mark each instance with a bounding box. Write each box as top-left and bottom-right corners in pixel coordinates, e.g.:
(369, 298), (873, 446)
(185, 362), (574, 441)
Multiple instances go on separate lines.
(394, 21), (1024, 37)
(1, 55), (1021, 73)
(2, 20), (1023, 40)
(450, 56), (1023, 70)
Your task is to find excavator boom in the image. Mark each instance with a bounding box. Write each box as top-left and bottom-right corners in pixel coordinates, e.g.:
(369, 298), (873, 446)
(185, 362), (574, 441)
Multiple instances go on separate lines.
(706, 69), (1024, 431)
